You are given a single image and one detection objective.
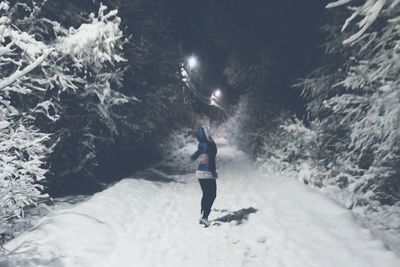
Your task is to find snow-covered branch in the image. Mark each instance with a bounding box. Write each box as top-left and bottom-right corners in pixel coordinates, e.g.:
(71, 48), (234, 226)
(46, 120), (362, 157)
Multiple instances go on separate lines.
(326, 0), (353, 8)
(0, 48), (52, 92)
(327, 0), (388, 44)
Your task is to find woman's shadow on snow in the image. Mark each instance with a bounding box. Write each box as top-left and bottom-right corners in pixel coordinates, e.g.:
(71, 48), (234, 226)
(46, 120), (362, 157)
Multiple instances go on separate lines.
(212, 207), (257, 225)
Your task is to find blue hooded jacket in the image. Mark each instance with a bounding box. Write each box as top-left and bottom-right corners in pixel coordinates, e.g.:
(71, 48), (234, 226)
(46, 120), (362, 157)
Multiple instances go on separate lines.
(190, 127), (217, 172)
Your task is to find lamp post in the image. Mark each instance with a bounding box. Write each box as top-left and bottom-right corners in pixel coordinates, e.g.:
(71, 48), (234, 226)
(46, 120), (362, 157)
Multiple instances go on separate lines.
(181, 56), (227, 114)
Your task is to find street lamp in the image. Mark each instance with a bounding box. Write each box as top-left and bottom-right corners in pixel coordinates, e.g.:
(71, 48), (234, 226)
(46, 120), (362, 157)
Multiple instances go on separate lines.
(187, 55), (198, 70)
(213, 89), (222, 98)
(181, 55), (199, 82)
(210, 88), (223, 108)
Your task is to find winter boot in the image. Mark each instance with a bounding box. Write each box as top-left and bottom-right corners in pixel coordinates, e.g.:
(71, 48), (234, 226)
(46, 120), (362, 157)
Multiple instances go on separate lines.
(199, 217), (210, 227)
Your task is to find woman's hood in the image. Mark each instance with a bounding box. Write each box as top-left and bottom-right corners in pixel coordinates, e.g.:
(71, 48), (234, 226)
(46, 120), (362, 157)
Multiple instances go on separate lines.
(196, 127), (208, 142)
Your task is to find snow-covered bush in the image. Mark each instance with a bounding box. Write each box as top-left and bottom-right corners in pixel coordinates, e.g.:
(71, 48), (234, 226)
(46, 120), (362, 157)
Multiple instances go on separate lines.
(0, 123), (50, 227)
(256, 119), (319, 178)
(225, 96), (285, 157)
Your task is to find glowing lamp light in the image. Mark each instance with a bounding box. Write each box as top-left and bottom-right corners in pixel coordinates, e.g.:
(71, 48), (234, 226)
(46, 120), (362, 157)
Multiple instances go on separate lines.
(210, 89), (223, 107)
(214, 89), (222, 98)
(187, 56), (198, 69)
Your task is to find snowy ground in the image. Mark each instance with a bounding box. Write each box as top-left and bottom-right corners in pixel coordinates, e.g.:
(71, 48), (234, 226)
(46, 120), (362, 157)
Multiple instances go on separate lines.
(1, 137), (400, 267)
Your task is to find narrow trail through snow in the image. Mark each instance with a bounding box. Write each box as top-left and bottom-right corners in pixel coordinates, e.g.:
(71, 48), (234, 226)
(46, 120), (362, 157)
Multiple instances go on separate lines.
(1, 138), (400, 267)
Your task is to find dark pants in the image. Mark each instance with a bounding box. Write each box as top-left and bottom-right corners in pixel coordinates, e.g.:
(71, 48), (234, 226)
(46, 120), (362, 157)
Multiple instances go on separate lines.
(198, 179), (217, 219)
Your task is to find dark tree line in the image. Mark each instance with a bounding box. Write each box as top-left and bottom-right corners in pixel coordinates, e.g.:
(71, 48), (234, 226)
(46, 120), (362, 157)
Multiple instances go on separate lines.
(37, 0), (201, 196)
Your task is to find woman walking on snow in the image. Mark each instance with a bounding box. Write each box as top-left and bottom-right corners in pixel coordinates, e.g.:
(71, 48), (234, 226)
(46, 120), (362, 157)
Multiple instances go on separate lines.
(190, 127), (218, 227)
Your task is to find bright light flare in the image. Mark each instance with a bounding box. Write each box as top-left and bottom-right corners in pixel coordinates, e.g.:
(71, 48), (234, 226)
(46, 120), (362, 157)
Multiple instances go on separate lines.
(187, 56), (198, 69)
(210, 89), (223, 107)
(213, 89), (222, 98)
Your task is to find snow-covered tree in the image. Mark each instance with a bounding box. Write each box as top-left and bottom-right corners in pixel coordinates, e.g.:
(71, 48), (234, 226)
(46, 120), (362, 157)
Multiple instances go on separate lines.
(0, 0), (51, 236)
(0, 0), (131, 233)
(261, 0), (400, 237)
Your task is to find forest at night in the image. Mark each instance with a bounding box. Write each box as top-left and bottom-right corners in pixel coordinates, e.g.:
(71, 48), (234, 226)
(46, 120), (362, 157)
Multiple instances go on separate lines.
(1, 0), (400, 266)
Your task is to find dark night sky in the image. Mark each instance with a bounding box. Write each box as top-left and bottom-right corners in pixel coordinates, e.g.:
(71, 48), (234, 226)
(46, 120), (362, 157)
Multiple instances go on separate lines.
(169, 0), (328, 112)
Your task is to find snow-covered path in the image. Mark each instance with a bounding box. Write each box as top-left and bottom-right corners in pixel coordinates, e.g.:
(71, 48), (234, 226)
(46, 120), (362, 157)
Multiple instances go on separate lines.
(2, 139), (400, 267)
